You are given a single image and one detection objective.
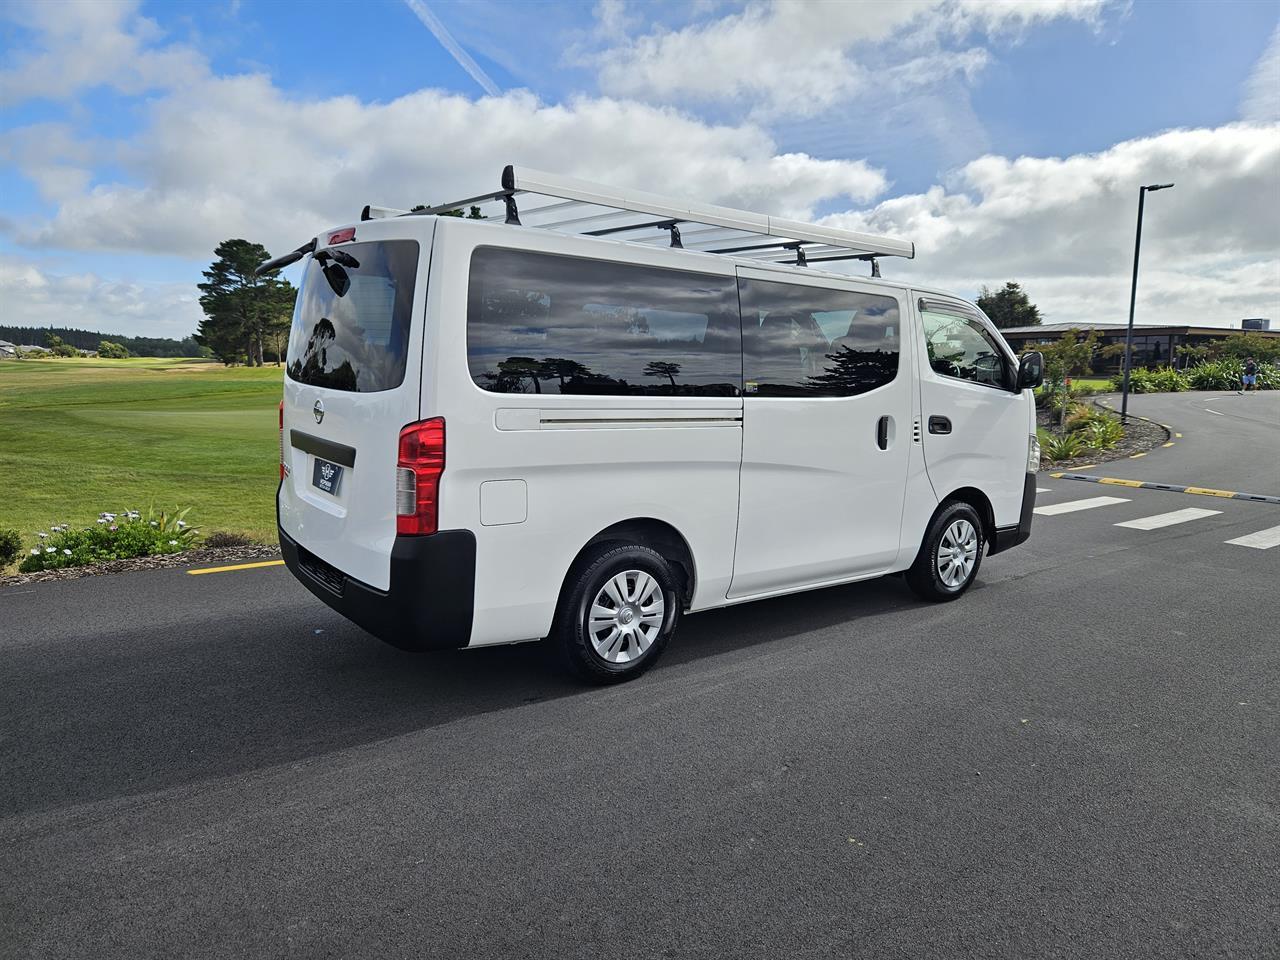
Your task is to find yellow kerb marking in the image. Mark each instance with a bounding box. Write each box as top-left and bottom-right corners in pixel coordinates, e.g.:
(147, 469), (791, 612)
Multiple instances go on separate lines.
(1075, 464), (1097, 470)
(1129, 452), (1147, 458)
(1162, 442), (1175, 448)
(1049, 472), (1065, 478)
(1184, 487), (1237, 499)
(1099, 477), (1144, 487)
(1175, 433), (1183, 438)
(187, 559), (285, 575)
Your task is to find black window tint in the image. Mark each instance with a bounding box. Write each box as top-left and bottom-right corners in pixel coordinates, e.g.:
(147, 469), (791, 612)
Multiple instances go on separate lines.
(467, 247), (740, 396)
(286, 240), (419, 393)
(739, 278), (900, 397)
(921, 309), (1012, 389)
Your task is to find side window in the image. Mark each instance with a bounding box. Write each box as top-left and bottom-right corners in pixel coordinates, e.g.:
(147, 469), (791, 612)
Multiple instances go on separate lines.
(467, 247), (740, 396)
(738, 278), (900, 397)
(920, 309), (1013, 389)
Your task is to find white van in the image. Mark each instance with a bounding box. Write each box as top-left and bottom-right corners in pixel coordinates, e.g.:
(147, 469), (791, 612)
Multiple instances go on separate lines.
(264, 167), (1044, 682)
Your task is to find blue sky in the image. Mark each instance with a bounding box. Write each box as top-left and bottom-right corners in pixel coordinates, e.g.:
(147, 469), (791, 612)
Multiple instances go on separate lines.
(1, 0), (1277, 337)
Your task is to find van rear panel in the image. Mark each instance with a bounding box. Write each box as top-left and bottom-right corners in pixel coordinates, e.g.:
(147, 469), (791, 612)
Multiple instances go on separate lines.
(279, 219), (435, 593)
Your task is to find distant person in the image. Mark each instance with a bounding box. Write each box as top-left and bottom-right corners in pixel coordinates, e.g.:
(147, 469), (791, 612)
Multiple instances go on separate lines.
(1240, 356), (1258, 394)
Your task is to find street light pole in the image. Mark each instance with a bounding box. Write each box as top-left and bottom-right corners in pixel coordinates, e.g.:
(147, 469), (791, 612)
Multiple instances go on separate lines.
(1120, 182), (1174, 421)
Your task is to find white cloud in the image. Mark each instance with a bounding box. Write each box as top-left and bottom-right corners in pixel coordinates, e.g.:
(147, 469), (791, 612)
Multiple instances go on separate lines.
(587, 0), (1108, 119)
(823, 124), (1280, 326)
(1241, 23), (1280, 123)
(0, 0), (207, 106)
(8, 80), (888, 259)
(0, 259), (202, 340)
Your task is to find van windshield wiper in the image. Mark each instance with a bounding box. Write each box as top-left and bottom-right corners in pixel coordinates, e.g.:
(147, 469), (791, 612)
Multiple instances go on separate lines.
(256, 239), (316, 276)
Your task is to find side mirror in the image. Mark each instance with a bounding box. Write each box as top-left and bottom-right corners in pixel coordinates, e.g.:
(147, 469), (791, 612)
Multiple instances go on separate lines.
(1018, 351), (1045, 392)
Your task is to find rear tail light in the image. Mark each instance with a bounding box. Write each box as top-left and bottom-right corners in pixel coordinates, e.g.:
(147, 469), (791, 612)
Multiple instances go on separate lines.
(396, 418), (445, 536)
(278, 400), (287, 479)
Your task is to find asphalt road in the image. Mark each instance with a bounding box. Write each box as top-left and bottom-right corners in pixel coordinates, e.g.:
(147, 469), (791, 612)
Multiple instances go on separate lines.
(2, 392), (1277, 960)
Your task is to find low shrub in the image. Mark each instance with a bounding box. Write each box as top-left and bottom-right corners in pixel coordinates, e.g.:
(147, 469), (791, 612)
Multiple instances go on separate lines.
(1186, 359), (1239, 391)
(1064, 402), (1109, 432)
(18, 508), (199, 573)
(1038, 428), (1086, 462)
(203, 530), (254, 548)
(1186, 358), (1279, 391)
(0, 528), (22, 567)
(1083, 417), (1125, 450)
(1110, 366), (1190, 394)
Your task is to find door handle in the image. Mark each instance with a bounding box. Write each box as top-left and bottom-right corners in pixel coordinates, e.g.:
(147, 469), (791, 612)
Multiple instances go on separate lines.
(876, 416), (890, 450)
(928, 415), (952, 435)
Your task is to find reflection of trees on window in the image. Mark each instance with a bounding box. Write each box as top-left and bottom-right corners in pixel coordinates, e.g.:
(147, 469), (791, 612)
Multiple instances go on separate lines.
(806, 345), (895, 394)
(644, 361), (682, 388)
(496, 356), (545, 393)
(540, 358), (591, 388)
(467, 247), (739, 397)
(288, 316), (358, 391)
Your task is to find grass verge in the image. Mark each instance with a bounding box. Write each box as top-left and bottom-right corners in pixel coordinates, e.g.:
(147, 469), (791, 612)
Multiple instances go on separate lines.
(0, 358), (281, 549)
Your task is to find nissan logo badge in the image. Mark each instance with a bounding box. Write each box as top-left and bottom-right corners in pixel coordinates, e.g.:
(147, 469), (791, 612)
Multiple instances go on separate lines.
(313, 399), (325, 424)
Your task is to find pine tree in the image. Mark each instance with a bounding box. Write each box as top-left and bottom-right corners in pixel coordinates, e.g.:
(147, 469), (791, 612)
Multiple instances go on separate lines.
(976, 281), (1042, 330)
(196, 239), (296, 366)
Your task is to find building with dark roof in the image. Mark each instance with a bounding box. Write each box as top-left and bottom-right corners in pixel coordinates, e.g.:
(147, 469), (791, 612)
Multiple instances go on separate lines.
(999, 322), (1280, 373)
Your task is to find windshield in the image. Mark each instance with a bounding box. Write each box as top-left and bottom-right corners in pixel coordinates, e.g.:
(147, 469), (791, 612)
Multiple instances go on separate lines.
(286, 239), (419, 392)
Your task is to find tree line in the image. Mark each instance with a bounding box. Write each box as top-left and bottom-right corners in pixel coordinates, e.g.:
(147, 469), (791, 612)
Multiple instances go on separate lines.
(0, 325), (203, 357)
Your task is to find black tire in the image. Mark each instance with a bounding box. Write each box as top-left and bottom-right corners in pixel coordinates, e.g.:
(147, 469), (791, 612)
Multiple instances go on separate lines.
(552, 543), (681, 683)
(906, 501), (986, 602)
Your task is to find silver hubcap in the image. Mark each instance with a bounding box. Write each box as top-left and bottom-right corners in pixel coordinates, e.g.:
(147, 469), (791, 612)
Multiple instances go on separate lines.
(588, 569), (665, 664)
(937, 519), (978, 588)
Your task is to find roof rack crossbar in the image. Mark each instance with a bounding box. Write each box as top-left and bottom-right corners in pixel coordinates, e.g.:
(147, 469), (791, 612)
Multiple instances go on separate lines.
(405, 165), (916, 266)
(583, 218), (684, 238)
(409, 191), (512, 217)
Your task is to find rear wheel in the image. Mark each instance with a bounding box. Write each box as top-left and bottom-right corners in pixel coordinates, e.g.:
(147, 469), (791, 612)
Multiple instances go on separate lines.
(553, 544), (681, 683)
(906, 501), (985, 602)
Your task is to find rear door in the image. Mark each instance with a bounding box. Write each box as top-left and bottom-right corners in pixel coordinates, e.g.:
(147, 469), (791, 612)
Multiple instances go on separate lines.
(729, 269), (912, 598)
(913, 296), (1028, 528)
(278, 219), (434, 591)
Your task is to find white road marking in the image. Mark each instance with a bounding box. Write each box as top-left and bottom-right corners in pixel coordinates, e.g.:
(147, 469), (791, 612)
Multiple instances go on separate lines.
(1115, 507), (1221, 530)
(1226, 525), (1280, 550)
(1206, 408), (1224, 416)
(1036, 487), (1051, 494)
(1034, 496), (1130, 516)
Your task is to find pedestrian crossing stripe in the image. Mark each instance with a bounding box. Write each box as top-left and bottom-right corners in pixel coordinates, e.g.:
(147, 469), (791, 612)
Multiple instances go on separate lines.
(1048, 472), (1280, 505)
(1034, 496), (1130, 516)
(1115, 508), (1221, 530)
(1226, 525), (1280, 550)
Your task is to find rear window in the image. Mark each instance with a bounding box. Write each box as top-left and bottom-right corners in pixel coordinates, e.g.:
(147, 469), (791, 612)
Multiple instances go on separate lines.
(466, 246), (740, 396)
(286, 240), (419, 392)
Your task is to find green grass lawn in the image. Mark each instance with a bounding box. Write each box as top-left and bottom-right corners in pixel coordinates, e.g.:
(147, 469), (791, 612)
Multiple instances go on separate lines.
(0, 357), (283, 547)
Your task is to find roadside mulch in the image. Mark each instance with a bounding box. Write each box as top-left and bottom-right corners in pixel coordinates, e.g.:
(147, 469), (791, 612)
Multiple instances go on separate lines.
(1, 544), (281, 586)
(1037, 399), (1170, 472)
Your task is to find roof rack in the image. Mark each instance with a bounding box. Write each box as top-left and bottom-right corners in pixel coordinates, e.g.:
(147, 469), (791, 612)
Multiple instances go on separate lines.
(360, 165), (914, 270)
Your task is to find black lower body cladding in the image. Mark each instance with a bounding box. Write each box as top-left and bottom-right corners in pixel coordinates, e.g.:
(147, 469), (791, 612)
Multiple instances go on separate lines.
(989, 472), (1036, 556)
(279, 527), (475, 650)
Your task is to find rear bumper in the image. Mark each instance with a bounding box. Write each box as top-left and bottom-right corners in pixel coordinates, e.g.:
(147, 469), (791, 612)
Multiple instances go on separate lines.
(279, 526), (475, 651)
(989, 472), (1036, 556)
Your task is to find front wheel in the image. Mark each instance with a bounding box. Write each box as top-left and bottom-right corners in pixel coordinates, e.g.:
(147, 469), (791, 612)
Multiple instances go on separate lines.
(552, 544), (682, 683)
(906, 502), (985, 602)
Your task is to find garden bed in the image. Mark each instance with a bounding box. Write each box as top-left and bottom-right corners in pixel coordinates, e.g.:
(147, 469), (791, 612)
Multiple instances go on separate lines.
(1036, 401), (1169, 471)
(2, 544), (281, 586)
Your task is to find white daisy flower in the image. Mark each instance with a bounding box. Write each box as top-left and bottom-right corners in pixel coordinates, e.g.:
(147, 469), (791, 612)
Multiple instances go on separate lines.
(30, 548), (39, 555)
(169, 539), (178, 545)
(62, 549), (71, 556)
